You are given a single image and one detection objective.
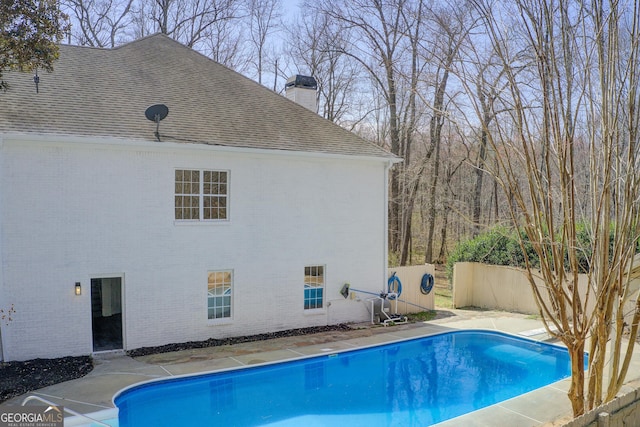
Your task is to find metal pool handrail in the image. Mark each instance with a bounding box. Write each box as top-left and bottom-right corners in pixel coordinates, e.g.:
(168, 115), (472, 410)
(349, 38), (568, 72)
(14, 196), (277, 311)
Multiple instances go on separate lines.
(21, 395), (111, 427)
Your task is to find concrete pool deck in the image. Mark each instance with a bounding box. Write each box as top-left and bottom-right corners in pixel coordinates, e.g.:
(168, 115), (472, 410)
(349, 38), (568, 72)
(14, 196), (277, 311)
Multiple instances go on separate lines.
(3, 308), (640, 426)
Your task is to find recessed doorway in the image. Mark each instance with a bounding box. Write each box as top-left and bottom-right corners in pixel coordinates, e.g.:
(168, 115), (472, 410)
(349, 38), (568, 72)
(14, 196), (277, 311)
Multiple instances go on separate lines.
(91, 277), (123, 352)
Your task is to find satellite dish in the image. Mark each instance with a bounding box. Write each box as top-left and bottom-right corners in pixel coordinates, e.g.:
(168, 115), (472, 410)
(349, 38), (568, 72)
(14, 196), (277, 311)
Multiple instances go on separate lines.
(145, 104), (169, 122)
(145, 104), (169, 141)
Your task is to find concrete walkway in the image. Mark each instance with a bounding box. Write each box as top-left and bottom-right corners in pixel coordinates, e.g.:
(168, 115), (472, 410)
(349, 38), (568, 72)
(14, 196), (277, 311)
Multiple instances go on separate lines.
(2, 309), (640, 426)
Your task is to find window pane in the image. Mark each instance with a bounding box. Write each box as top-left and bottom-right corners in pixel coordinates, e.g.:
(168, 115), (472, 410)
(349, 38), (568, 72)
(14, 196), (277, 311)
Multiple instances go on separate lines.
(304, 265), (324, 310)
(203, 195), (227, 220)
(175, 170), (201, 220)
(202, 172), (227, 196)
(208, 270), (232, 319)
(189, 207), (199, 219)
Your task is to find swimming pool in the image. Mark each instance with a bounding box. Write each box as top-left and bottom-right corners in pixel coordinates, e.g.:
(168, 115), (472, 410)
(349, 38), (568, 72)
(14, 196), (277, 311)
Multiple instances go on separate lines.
(115, 330), (579, 426)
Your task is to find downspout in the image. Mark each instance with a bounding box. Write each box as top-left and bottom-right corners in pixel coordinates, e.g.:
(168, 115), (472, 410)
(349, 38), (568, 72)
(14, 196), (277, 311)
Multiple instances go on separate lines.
(383, 160), (394, 290)
(0, 136), (5, 361)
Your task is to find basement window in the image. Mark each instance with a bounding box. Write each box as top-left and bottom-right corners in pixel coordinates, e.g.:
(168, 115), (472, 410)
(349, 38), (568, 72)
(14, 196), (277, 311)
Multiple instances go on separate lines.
(208, 270), (232, 320)
(304, 265), (324, 310)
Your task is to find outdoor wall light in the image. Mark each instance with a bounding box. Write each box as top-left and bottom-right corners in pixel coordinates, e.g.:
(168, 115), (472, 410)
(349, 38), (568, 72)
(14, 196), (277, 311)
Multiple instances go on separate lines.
(75, 282), (82, 296)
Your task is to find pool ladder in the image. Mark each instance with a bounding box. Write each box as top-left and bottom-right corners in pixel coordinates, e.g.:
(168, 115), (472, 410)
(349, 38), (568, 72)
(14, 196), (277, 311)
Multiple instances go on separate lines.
(22, 395), (111, 427)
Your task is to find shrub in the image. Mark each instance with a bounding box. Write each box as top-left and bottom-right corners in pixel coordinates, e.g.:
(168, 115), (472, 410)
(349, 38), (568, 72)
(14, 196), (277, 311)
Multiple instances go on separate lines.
(446, 222), (614, 283)
(445, 226), (537, 282)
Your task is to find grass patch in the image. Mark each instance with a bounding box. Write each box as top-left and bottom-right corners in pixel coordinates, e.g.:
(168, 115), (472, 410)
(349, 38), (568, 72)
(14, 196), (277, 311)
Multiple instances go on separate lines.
(407, 311), (438, 322)
(434, 287), (453, 309)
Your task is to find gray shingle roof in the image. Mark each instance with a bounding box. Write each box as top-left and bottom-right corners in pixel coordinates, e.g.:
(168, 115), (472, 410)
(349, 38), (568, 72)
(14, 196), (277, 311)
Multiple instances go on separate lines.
(0, 34), (396, 160)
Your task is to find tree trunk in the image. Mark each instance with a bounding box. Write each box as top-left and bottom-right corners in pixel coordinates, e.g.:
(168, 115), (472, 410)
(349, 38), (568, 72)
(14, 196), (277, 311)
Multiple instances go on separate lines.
(424, 125), (441, 264)
(567, 343), (586, 416)
(437, 199), (449, 263)
(472, 127), (487, 236)
(424, 66), (448, 263)
(472, 107), (492, 235)
(399, 166), (425, 265)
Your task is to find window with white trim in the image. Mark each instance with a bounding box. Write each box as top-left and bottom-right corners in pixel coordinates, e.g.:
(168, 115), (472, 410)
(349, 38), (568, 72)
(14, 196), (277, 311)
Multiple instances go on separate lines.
(175, 169), (228, 221)
(304, 265), (324, 310)
(208, 270), (232, 320)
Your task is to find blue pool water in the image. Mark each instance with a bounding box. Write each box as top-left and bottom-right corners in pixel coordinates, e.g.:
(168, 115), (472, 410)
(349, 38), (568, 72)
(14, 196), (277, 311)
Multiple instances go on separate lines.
(115, 330), (578, 426)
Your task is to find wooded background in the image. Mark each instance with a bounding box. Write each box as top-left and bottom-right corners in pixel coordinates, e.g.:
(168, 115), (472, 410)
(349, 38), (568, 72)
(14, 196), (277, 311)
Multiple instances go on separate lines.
(57, 0), (636, 271)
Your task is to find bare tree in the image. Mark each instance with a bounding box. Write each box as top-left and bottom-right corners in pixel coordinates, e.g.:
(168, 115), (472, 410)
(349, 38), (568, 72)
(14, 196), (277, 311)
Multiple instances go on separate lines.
(310, 0), (414, 256)
(396, 0), (426, 266)
(127, 0), (239, 48)
(284, 10), (362, 123)
(470, 61), (506, 235)
(421, 1), (471, 264)
(63, 0), (241, 50)
(199, 2), (246, 70)
(63, 0), (134, 47)
(437, 125), (470, 262)
(246, 0), (282, 85)
(473, 0), (640, 416)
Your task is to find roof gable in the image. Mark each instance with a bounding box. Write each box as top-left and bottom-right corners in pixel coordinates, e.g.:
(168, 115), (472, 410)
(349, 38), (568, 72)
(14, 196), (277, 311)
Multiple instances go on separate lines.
(0, 34), (394, 159)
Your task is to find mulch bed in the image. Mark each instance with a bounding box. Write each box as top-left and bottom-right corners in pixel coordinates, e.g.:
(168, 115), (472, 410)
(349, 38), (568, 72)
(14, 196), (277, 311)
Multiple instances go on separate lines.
(126, 324), (353, 357)
(0, 356), (93, 404)
(0, 324), (353, 404)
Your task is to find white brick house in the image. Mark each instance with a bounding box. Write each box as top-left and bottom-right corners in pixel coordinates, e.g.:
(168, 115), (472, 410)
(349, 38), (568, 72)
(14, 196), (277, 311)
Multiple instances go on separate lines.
(0, 35), (399, 361)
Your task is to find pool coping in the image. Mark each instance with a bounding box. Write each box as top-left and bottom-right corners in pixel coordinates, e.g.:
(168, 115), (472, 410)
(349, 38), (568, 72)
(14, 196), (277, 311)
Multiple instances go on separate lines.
(73, 326), (581, 426)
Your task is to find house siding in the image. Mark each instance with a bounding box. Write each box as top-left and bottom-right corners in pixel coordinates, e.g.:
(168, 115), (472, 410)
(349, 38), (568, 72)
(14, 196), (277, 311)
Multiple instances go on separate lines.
(0, 137), (387, 361)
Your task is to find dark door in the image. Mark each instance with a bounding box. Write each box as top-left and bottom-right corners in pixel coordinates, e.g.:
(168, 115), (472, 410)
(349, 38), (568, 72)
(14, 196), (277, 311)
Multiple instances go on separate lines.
(91, 277), (123, 352)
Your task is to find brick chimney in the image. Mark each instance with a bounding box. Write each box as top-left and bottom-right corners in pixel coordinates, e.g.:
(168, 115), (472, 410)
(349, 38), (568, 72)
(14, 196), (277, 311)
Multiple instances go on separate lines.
(285, 75), (318, 113)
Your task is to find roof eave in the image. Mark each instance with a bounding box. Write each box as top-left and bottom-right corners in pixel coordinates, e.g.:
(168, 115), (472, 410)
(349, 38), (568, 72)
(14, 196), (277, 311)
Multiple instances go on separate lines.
(0, 132), (401, 163)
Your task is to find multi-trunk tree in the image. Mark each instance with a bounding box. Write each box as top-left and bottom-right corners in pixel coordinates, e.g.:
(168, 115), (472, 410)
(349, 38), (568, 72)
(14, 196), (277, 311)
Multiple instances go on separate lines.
(473, 0), (640, 416)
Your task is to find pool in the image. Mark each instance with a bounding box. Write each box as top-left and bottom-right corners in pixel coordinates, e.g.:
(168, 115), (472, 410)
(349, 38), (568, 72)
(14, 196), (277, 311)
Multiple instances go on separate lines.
(114, 330), (580, 426)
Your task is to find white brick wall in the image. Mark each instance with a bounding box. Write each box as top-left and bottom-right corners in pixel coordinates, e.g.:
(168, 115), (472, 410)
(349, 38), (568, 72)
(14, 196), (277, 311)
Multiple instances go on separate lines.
(0, 137), (388, 361)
